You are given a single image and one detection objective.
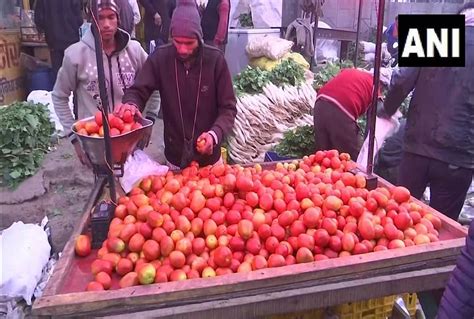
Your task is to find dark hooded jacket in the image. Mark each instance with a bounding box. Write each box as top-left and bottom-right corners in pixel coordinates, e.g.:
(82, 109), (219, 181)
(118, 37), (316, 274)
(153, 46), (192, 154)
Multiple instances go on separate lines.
(383, 27), (474, 169)
(122, 43), (237, 167)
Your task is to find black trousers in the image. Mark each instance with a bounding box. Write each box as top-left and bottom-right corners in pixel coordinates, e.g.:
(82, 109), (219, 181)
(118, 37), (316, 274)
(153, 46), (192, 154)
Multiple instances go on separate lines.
(398, 152), (473, 221)
(313, 99), (362, 161)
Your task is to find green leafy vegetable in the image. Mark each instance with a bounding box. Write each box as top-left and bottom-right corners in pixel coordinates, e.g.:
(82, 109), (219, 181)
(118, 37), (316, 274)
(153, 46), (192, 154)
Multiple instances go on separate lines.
(0, 101), (55, 188)
(233, 59), (306, 96)
(268, 58), (306, 87)
(233, 66), (270, 96)
(238, 13), (253, 28)
(275, 125), (315, 159)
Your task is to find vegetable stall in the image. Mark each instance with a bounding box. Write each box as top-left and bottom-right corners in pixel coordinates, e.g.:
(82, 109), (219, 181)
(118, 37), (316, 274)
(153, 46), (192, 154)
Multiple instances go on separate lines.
(32, 153), (467, 318)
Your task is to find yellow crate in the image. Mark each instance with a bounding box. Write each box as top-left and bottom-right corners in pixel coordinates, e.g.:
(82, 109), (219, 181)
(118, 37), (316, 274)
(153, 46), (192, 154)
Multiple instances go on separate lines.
(404, 293), (418, 316)
(336, 293), (417, 319)
(263, 294), (417, 319)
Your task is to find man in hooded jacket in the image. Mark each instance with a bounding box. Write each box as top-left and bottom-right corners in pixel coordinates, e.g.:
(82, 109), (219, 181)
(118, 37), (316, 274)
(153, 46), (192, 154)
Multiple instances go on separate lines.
(52, 0), (159, 166)
(116, 0), (237, 169)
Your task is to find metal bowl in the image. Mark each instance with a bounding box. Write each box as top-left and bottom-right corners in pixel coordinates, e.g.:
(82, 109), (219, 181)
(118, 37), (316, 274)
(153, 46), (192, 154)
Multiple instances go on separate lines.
(72, 116), (153, 167)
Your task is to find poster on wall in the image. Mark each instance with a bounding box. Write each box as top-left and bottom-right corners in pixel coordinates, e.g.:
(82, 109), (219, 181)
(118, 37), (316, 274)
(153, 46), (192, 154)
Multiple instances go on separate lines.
(0, 31), (25, 106)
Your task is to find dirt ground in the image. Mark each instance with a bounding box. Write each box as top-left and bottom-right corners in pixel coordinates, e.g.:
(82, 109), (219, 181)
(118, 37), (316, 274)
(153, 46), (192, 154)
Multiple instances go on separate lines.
(0, 119), (165, 253)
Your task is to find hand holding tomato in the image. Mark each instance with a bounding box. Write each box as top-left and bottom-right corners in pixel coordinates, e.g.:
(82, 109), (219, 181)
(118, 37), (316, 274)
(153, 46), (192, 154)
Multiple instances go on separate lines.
(196, 132), (213, 155)
(114, 103), (142, 119)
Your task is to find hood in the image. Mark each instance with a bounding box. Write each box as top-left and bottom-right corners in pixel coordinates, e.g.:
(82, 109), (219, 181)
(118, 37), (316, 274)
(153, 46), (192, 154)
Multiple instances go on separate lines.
(82, 27), (131, 54)
(170, 0), (203, 40)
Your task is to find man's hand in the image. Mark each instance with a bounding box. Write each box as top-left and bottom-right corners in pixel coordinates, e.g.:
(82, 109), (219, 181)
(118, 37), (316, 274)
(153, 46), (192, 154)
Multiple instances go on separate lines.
(154, 13), (162, 26)
(114, 103), (141, 119)
(73, 141), (92, 168)
(196, 132), (214, 155)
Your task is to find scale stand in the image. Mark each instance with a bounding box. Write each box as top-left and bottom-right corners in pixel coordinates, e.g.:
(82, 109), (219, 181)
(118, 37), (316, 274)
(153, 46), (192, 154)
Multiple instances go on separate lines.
(88, 0), (117, 247)
(92, 163), (125, 179)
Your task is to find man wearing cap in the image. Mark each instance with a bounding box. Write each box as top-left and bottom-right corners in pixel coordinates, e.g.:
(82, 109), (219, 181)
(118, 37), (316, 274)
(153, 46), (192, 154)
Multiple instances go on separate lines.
(313, 68), (391, 160)
(52, 0), (159, 166)
(116, 0), (237, 169)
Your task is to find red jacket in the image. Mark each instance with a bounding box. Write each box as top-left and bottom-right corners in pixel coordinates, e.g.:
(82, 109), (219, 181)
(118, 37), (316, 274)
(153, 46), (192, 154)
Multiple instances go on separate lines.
(317, 69), (375, 121)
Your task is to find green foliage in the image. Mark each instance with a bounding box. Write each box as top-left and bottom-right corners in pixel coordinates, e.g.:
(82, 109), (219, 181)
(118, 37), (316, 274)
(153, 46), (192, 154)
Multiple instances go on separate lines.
(233, 66), (270, 96)
(275, 125), (315, 159)
(0, 102), (55, 188)
(238, 13), (253, 28)
(234, 59), (306, 96)
(313, 60), (354, 90)
(268, 58), (306, 88)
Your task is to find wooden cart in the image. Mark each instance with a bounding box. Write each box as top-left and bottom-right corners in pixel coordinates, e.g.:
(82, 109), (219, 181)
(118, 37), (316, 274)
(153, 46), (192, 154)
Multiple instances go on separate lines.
(32, 172), (468, 318)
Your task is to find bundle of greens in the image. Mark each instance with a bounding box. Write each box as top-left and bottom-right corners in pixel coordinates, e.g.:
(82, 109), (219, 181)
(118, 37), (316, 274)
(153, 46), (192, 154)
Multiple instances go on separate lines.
(234, 58), (306, 96)
(233, 66), (270, 96)
(0, 102), (54, 188)
(238, 12), (253, 28)
(274, 125), (315, 159)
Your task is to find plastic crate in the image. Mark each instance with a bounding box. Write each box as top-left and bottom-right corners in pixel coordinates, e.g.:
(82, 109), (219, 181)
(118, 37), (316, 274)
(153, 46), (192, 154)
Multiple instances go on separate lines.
(262, 294), (417, 319)
(336, 293), (418, 319)
(404, 293), (418, 316)
(264, 151), (295, 162)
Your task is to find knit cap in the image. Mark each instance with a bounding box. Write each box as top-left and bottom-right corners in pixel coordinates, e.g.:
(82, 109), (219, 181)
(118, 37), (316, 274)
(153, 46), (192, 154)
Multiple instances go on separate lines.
(97, 0), (120, 16)
(170, 0), (203, 39)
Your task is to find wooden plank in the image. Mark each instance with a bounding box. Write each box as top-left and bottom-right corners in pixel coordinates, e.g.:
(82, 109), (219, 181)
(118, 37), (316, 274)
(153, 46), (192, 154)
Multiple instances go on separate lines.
(41, 177), (106, 298)
(45, 266), (454, 318)
(105, 266), (454, 319)
(33, 237), (463, 316)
